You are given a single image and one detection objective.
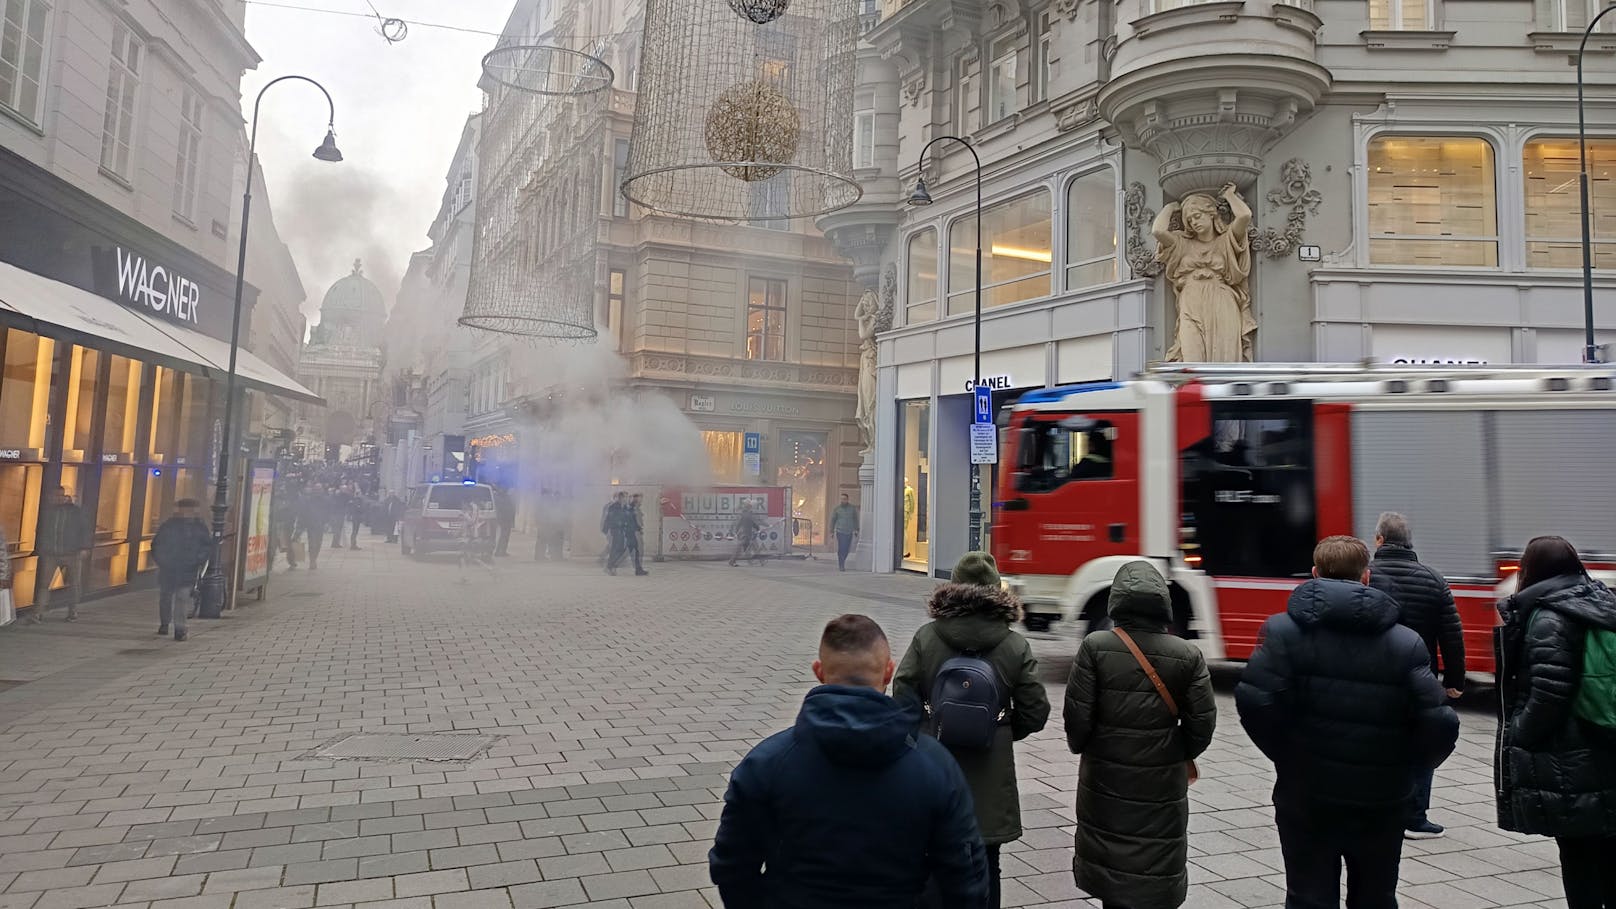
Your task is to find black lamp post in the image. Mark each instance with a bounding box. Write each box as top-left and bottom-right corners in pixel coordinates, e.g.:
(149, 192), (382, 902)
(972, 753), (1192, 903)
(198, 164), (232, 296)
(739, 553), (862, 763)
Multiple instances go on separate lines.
(197, 76), (341, 618)
(1578, 6), (1615, 364)
(908, 135), (985, 554)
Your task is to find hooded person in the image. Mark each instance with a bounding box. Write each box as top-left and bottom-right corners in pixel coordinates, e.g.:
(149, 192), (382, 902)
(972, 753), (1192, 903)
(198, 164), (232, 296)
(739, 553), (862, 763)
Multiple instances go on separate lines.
(1064, 561), (1217, 909)
(893, 551), (1050, 909)
(710, 614), (988, 909)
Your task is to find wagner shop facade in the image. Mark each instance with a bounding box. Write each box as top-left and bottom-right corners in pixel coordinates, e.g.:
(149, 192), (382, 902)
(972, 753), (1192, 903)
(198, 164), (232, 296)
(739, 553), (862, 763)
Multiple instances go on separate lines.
(0, 149), (317, 613)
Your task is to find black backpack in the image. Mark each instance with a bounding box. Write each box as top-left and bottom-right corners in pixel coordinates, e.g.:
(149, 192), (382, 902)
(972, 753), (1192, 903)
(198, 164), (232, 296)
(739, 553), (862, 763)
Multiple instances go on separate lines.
(927, 651), (1005, 750)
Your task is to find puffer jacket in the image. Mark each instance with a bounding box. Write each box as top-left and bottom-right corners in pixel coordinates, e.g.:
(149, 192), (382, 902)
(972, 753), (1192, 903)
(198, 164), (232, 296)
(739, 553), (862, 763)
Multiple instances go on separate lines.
(892, 582), (1051, 845)
(1064, 562), (1216, 909)
(1236, 578), (1458, 830)
(1495, 573), (1616, 838)
(1369, 544), (1465, 688)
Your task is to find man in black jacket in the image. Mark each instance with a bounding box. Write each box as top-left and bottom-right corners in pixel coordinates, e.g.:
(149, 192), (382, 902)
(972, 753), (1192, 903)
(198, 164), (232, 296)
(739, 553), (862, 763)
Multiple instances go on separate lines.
(1237, 536), (1459, 909)
(709, 614), (987, 908)
(152, 499), (211, 642)
(1367, 511), (1465, 840)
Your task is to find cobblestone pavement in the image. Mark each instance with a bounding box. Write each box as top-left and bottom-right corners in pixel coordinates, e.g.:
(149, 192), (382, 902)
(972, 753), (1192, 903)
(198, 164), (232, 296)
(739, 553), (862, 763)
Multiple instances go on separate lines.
(0, 537), (1567, 909)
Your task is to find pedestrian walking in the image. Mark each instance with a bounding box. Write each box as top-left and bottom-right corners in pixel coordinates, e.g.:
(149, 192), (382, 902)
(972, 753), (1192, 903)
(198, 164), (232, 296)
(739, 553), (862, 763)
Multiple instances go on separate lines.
(892, 551), (1050, 909)
(29, 485), (89, 623)
(603, 491), (630, 575)
(1367, 511), (1466, 839)
(1065, 561), (1217, 909)
(458, 501), (497, 582)
(328, 484), (350, 549)
(296, 483), (330, 570)
(383, 491), (403, 544)
(1494, 535), (1616, 909)
(627, 493), (648, 575)
(1237, 535), (1459, 909)
(346, 488), (365, 549)
(709, 614), (989, 908)
(599, 492), (622, 568)
(492, 484), (516, 557)
(832, 493), (860, 571)
(728, 501), (760, 567)
(151, 499), (211, 642)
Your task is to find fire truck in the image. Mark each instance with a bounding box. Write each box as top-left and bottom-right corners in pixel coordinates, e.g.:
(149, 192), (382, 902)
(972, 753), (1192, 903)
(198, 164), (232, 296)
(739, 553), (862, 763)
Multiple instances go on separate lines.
(992, 363), (1616, 673)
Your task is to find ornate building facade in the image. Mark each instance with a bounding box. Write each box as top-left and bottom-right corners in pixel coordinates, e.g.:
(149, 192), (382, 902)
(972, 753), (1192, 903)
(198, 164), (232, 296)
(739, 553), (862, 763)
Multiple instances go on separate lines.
(827, 0), (1616, 575)
(296, 262), (387, 462)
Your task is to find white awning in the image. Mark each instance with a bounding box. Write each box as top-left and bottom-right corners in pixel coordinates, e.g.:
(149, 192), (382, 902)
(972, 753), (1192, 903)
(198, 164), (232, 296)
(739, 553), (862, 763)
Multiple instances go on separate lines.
(0, 260), (322, 405)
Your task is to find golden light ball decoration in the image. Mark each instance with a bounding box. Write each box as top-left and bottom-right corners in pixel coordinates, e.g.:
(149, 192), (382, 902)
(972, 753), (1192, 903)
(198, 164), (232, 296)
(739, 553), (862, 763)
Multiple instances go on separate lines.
(703, 80), (801, 182)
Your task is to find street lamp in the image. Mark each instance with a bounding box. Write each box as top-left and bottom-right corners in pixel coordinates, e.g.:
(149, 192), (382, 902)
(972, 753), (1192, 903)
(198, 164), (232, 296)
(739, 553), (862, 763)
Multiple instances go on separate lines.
(197, 76), (341, 619)
(1578, 6), (1615, 364)
(907, 135), (986, 554)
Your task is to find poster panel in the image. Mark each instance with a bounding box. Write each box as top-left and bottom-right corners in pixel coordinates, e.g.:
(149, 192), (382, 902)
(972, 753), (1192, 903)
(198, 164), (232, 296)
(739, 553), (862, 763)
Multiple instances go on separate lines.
(239, 462), (275, 593)
(658, 486), (791, 560)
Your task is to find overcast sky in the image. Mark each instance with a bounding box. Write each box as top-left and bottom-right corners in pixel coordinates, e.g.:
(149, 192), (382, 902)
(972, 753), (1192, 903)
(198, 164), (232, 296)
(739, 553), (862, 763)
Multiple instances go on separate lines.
(241, 1), (513, 324)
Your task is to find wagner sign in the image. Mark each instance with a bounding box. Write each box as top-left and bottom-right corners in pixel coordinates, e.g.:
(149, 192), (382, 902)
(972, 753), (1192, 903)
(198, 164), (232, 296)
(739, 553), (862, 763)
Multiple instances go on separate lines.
(92, 246), (211, 330)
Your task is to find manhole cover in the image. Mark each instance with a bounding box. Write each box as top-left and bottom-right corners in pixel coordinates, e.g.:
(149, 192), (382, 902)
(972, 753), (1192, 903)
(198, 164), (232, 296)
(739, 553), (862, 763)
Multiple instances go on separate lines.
(310, 733), (499, 762)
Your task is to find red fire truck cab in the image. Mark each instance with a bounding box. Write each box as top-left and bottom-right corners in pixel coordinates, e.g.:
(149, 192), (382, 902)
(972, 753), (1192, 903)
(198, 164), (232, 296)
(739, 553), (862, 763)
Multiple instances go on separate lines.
(992, 363), (1616, 673)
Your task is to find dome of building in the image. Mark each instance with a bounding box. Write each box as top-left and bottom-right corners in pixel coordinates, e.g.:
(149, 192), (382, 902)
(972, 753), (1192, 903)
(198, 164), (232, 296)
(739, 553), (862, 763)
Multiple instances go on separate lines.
(311, 260), (387, 346)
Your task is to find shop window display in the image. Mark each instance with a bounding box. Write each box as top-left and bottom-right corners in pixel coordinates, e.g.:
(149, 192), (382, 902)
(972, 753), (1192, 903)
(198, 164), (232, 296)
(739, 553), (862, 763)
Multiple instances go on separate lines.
(703, 430), (744, 484)
(1524, 138), (1616, 269)
(92, 466), (133, 589)
(102, 355), (142, 462)
(62, 346), (102, 463)
(901, 400), (930, 571)
(0, 328), (53, 456)
(776, 431), (827, 547)
(0, 463), (42, 607)
(1367, 136), (1497, 267)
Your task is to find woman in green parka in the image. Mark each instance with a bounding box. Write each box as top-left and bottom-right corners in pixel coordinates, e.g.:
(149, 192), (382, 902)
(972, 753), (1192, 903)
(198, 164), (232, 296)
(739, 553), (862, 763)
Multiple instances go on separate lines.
(893, 551), (1051, 909)
(1066, 561), (1217, 909)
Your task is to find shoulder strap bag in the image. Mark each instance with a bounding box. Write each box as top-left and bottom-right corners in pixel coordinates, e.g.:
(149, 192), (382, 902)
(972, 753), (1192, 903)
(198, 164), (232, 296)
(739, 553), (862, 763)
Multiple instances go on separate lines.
(1114, 627), (1200, 785)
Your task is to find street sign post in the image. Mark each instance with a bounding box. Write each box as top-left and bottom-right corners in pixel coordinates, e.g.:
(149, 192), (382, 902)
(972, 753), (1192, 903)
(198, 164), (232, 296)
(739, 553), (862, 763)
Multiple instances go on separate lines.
(974, 385), (993, 424)
(970, 423), (998, 464)
(743, 432), (762, 477)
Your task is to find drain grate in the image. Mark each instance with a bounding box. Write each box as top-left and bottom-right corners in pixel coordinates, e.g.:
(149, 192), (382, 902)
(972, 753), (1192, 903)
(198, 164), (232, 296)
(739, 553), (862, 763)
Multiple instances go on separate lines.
(310, 733), (499, 763)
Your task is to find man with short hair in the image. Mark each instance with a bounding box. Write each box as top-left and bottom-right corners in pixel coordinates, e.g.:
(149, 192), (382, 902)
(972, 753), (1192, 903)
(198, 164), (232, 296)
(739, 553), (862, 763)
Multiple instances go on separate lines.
(152, 499), (211, 642)
(1238, 536), (1459, 909)
(31, 485), (89, 623)
(626, 493), (648, 576)
(1368, 511), (1465, 840)
(831, 494), (860, 572)
(710, 614), (989, 908)
(603, 491), (630, 576)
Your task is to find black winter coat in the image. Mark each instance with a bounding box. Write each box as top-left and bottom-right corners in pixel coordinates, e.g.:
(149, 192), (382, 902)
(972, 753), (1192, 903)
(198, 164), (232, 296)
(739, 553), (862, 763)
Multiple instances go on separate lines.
(152, 516), (211, 577)
(1236, 578), (1458, 830)
(708, 685), (987, 909)
(1065, 562), (1216, 909)
(1495, 573), (1616, 838)
(892, 582), (1051, 845)
(1369, 544), (1466, 688)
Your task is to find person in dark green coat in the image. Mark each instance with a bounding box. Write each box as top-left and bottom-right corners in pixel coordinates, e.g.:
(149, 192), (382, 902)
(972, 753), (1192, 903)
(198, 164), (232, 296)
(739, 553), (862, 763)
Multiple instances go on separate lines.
(893, 551), (1051, 909)
(1065, 561), (1217, 909)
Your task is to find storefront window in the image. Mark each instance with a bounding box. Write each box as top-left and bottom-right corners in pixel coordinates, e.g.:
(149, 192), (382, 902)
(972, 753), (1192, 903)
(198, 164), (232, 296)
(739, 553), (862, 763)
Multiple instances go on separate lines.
(91, 466), (133, 589)
(906, 228), (938, 325)
(178, 373), (213, 466)
(776, 431), (827, 546)
(703, 430), (744, 484)
(1524, 138), (1616, 269)
(0, 329), (54, 455)
(1367, 136), (1498, 268)
(900, 400), (930, 571)
(148, 366), (181, 463)
(1067, 170), (1119, 289)
(102, 355), (142, 462)
(0, 463), (43, 607)
(62, 346), (102, 463)
(948, 190), (1052, 315)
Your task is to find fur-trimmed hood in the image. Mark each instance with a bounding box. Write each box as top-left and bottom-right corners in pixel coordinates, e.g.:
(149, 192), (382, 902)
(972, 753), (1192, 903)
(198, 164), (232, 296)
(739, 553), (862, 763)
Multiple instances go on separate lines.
(928, 582), (1024, 623)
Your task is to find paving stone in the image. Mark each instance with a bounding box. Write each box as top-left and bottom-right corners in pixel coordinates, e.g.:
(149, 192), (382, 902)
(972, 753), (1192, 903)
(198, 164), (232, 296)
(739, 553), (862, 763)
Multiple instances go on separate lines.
(392, 871), (469, 899)
(427, 847), (498, 871)
(507, 881), (586, 909)
(465, 863), (542, 891)
(430, 890), (511, 909)
(356, 853), (430, 881)
(199, 867), (286, 894)
(33, 885), (129, 909)
(316, 879), (395, 906)
(6, 867), (97, 893)
(66, 842), (152, 867)
(537, 854), (611, 881)
(579, 871), (659, 902)
(282, 861), (360, 887)
(90, 856), (179, 885)
(173, 851), (251, 875)
(233, 887), (319, 909)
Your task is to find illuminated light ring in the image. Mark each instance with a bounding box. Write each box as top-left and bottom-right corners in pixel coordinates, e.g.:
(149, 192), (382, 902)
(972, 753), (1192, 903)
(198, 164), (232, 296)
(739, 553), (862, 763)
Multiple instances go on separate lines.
(480, 44), (614, 96)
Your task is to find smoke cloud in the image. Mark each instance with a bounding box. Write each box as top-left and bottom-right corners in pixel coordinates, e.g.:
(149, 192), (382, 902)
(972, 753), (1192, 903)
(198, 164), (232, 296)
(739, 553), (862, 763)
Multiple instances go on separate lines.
(276, 166), (406, 319)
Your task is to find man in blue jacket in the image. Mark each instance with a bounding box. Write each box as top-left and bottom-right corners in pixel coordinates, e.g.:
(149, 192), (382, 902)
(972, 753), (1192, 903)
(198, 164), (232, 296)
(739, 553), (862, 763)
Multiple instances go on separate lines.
(710, 614), (988, 908)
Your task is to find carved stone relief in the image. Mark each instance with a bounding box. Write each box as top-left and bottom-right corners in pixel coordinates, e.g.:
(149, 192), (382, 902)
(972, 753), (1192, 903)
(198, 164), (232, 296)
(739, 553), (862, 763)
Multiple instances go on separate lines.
(1123, 181), (1163, 279)
(1250, 158), (1322, 258)
(878, 263), (898, 332)
(1054, 0), (1080, 19)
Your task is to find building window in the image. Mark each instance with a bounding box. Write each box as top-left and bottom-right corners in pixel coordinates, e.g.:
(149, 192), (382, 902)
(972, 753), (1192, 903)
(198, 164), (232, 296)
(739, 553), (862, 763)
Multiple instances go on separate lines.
(607, 268), (626, 348)
(906, 228), (938, 325)
(957, 57), (979, 135)
(1367, 136), (1496, 268)
(172, 88), (203, 222)
(1525, 138), (1616, 269)
(853, 110), (875, 169)
(1036, 12), (1053, 102)
(452, 167), (473, 213)
(1550, 0), (1613, 31)
(620, 40), (638, 90)
(1067, 170), (1118, 289)
(611, 138), (629, 217)
(0, 0), (50, 125)
(750, 179), (789, 231)
(1368, 0), (1433, 30)
(746, 277), (787, 361)
(100, 21), (141, 180)
(1151, 0), (1223, 9)
(987, 36), (1017, 124)
(948, 189), (1053, 314)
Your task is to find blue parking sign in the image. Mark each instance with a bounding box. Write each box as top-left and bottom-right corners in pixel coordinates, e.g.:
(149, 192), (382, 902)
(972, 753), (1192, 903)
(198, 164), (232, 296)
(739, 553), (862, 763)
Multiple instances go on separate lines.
(974, 385), (993, 424)
(744, 432), (762, 454)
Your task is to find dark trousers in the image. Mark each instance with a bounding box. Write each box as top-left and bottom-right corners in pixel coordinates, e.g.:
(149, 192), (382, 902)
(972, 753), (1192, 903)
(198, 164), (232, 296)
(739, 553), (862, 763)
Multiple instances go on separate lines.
(1408, 767), (1434, 827)
(306, 530), (323, 568)
(836, 532), (854, 570)
(157, 573), (191, 634)
(349, 519), (360, 547)
(1277, 812), (1402, 909)
(921, 842), (998, 908)
(496, 523), (512, 556)
(606, 533), (629, 573)
(628, 537), (644, 573)
(1559, 835), (1616, 909)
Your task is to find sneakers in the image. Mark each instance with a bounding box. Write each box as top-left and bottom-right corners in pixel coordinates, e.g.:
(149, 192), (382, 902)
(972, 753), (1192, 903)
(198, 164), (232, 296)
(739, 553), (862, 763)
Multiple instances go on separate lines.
(174, 630), (187, 642)
(1404, 821), (1445, 840)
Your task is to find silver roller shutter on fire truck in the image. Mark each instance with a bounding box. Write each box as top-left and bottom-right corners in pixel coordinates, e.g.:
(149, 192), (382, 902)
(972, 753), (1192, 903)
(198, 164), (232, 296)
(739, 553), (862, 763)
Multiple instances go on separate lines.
(1492, 410), (1616, 557)
(1350, 410), (1493, 578)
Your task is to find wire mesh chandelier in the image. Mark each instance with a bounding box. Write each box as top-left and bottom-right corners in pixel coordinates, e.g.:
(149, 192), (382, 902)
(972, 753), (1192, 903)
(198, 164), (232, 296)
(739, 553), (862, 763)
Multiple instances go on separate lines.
(461, 44), (614, 338)
(622, 0), (861, 222)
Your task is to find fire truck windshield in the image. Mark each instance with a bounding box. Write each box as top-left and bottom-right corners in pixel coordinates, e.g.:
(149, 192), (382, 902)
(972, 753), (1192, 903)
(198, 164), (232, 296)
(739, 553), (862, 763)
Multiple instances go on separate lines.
(1015, 418), (1115, 494)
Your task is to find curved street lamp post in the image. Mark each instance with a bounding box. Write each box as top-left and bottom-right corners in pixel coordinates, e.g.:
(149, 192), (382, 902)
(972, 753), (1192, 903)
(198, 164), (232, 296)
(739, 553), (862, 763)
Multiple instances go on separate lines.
(1579, 6), (1615, 363)
(908, 136), (985, 556)
(198, 76), (342, 618)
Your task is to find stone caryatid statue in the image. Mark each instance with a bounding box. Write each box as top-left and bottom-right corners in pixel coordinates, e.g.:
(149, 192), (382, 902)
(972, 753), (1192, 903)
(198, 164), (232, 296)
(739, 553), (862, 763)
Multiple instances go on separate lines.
(1154, 183), (1255, 362)
(854, 289), (879, 453)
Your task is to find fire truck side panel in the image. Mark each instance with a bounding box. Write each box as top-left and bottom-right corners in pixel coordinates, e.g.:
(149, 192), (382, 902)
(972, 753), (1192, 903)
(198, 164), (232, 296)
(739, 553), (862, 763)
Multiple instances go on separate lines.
(1207, 578), (1297, 659)
(1492, 410), (1616, 557)
(1313, 404), (1355, 539)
